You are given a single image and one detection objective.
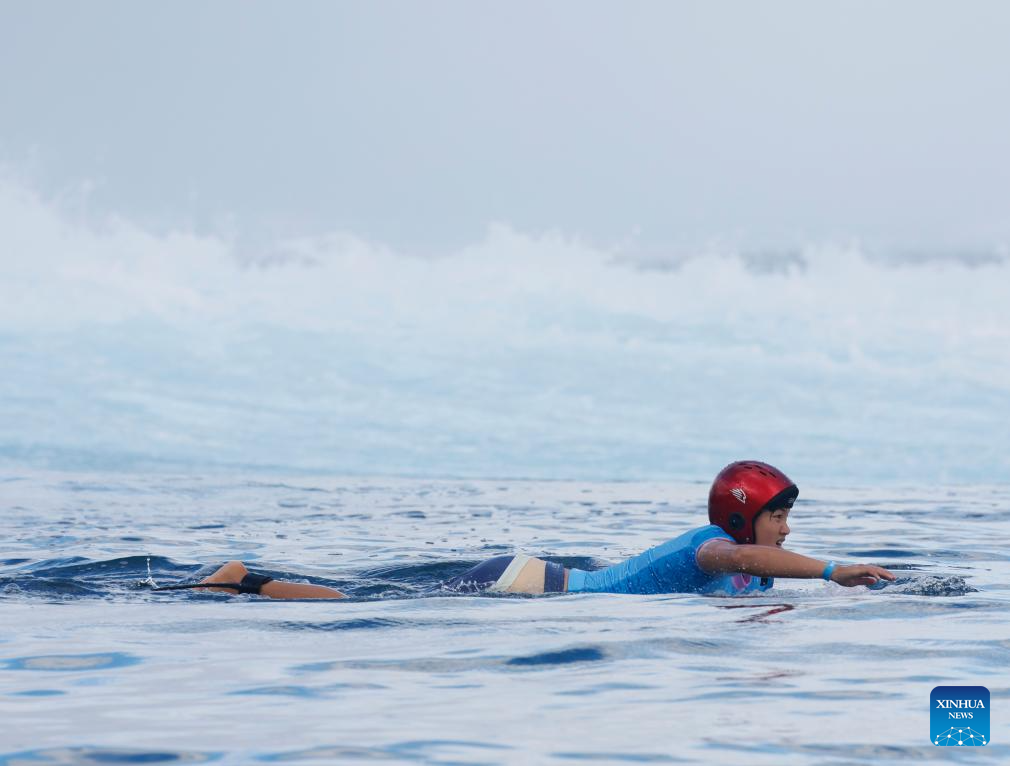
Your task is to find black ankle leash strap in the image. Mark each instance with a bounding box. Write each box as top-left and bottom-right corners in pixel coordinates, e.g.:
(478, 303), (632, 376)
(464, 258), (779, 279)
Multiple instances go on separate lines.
(237, 573), (274, 594)
(153, 573), (274, 595)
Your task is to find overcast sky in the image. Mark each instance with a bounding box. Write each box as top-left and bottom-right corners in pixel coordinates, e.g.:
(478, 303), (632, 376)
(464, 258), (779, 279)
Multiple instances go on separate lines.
(2, 0), (1008, 256)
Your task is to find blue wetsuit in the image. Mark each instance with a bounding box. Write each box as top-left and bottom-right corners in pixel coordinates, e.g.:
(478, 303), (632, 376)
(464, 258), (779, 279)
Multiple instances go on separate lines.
(567, 524), (773, 596)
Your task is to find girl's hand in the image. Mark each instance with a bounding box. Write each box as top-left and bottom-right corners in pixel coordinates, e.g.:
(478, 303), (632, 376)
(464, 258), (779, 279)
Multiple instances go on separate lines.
(831, 564), (896, 587)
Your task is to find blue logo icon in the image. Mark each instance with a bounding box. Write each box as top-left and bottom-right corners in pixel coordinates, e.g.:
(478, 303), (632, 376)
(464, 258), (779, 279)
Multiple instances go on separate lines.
(931, 686), (989, 746)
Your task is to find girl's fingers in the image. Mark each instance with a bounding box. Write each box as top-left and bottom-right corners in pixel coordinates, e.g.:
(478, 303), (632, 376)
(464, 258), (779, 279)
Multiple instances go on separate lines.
(861, 565), (896, 581)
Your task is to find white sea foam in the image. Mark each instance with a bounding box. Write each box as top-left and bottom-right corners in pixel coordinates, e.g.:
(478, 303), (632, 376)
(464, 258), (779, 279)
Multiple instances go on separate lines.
(1, 174), (1008, 481)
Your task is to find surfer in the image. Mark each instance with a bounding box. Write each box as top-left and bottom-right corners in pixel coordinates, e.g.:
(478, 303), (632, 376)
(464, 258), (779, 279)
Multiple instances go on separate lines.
(189, 461), (895, 599)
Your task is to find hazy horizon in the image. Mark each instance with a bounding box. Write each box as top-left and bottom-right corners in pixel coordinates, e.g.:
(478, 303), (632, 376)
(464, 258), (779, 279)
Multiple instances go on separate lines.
(3, 1), (1010, 257)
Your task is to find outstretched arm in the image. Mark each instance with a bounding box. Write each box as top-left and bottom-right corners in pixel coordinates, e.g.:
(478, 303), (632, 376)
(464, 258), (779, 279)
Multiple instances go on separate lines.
(200, 561), (346, 599)
(696, 540), (895, 587)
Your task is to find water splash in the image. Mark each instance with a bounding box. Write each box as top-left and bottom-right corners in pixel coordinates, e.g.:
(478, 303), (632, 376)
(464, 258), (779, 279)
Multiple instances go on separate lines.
(143, 555), (157, 588)
(869, 574), (978, 597)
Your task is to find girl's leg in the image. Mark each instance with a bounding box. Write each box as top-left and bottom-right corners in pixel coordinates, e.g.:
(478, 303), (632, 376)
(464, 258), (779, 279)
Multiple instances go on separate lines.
(444, 555), (567, 595)
(200, 561), (346, 599)
(200, 560), (248, 591)
(506, 558), (547, 594)
(503, 558), (568, 593)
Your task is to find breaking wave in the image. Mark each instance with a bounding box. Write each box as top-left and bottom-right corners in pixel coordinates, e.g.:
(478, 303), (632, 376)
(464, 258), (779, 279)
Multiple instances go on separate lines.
(1, 174), (1009, 481)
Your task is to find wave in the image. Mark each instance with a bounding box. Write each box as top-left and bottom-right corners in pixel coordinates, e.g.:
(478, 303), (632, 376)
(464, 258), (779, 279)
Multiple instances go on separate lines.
(3, 174), (1009, 341)
(2, 175), (1009, 481)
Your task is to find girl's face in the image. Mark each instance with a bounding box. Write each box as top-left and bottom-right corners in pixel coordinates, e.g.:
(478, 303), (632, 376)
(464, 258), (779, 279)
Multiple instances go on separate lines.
(754, 507), (791, 547)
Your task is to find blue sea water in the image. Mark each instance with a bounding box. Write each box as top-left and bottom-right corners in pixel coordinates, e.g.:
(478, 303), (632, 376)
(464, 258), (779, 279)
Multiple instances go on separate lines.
(2, 473), (1009, 764)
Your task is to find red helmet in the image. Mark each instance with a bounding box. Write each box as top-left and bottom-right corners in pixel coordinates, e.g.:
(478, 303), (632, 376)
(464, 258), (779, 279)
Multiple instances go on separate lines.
(708, 461), (798, 544)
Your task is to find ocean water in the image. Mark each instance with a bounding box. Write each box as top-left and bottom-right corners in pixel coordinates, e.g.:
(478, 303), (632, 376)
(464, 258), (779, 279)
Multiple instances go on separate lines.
(1, 473), (1008, 764)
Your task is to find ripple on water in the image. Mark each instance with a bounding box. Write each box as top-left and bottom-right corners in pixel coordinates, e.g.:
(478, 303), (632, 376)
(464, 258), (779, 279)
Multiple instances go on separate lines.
(0, 747), (221, 764)
(230, 685), (325, 699)
(230, 682), (386, 699)
(267, 618), (403, 632)
(1, 652), (141, 672)
(551, 752), (686, 763)
(706, 740), (1010, 763)
(556, 681), (659, 697)
(844, 548), (921, 557)
(257, 740), (513, 762)
(507, 646), (607, 667)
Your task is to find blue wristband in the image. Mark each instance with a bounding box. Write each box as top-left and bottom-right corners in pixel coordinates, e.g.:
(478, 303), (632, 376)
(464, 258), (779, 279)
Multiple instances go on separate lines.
(822, 561), (837, 581)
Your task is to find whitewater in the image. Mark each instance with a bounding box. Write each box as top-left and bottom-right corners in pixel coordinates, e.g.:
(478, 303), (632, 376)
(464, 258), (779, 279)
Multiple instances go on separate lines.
(1, 175), (1008, 482)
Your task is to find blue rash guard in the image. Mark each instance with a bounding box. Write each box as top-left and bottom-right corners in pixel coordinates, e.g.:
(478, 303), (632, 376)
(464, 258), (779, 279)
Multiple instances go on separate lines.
(566, 524), (774, 596)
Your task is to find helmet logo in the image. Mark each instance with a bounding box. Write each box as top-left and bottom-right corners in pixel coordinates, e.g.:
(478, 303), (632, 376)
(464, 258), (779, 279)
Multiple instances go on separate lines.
(730, 487), (747, 504)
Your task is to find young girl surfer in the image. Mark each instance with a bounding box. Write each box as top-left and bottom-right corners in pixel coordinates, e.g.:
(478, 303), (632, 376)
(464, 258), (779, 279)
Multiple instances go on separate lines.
(191, 461), (895, 599)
